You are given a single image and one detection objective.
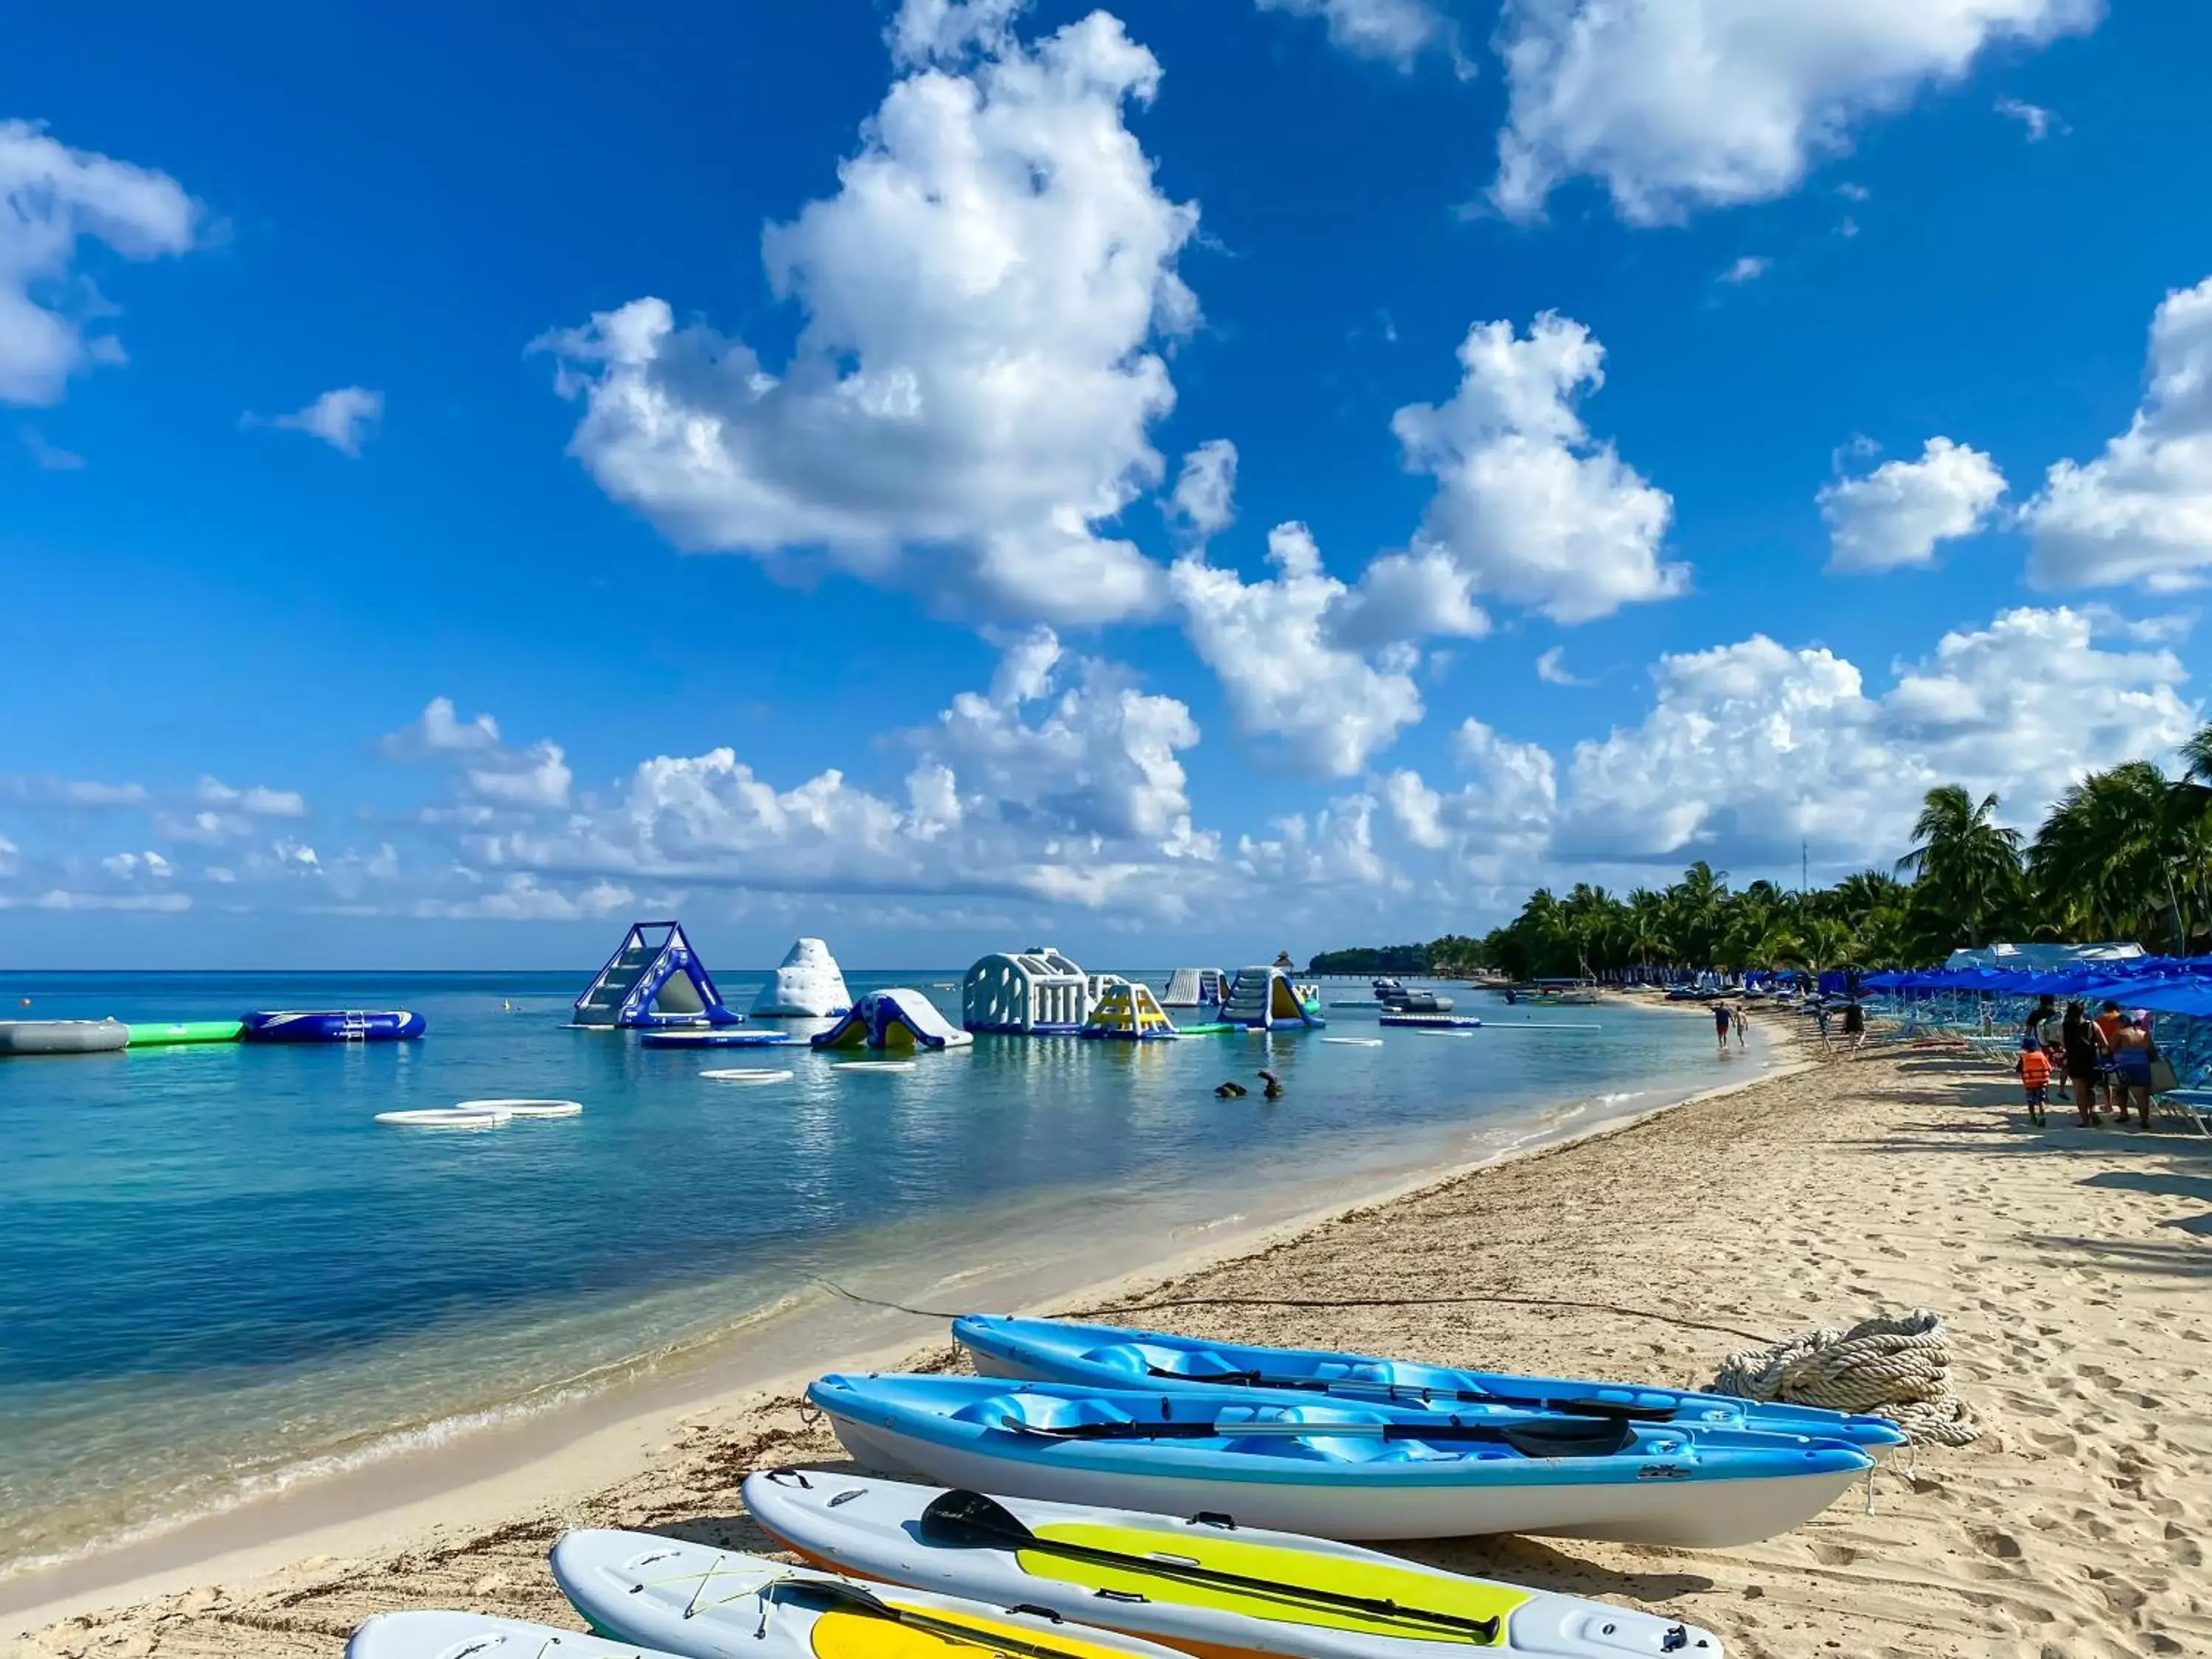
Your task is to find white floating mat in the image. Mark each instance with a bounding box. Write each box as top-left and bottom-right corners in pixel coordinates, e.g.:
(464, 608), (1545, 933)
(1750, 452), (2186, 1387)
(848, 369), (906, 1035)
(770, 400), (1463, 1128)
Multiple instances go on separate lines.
(830, 1060), (917, 1072)
(700, 1068), (796, 1084)
(1321, 1037), (1385, 1046)
(375, 1107), (513, 1129)
(454, 1098), (582, 1119)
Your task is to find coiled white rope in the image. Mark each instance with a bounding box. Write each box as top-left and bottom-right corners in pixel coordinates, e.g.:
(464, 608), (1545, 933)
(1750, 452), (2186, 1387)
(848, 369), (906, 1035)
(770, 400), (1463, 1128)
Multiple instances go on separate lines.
(1711, 1308), (1980, 1446)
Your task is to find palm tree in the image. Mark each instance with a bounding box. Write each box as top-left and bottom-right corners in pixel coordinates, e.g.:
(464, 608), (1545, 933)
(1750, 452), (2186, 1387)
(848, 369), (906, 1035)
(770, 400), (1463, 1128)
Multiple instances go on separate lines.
(1896, 785), (2023, 948)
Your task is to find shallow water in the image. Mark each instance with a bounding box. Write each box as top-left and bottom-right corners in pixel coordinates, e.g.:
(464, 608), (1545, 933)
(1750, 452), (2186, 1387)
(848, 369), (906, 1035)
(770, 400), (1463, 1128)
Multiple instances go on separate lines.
(0, 969), (1754, 1576)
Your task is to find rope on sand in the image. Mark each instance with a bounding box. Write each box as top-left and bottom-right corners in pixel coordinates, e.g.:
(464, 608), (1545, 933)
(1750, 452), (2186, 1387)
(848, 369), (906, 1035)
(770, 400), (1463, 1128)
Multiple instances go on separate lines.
(1709, 1307), (1980, 1446)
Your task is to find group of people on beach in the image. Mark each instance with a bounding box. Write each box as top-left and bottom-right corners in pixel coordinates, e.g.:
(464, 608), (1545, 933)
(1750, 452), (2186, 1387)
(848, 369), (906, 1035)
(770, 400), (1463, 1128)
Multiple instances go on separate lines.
(2016, 993), (2165, 1130)
(1711, 993), (1865, 1057)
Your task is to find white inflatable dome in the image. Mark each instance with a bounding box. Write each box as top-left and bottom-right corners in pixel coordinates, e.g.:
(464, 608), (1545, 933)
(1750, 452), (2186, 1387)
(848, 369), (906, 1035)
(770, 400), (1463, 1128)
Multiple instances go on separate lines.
(755, 937), (853, 1018)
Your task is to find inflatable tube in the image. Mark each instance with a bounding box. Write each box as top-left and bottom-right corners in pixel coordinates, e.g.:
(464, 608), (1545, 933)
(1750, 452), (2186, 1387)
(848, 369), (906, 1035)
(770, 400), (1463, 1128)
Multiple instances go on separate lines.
(1377, 1013), (1483, 1029)
(454, 1098), (581, 1119)
(375, 1107), (512, 1129)
(639, 1029), (795, 1048)
(125, 1020), (245, 1047)
(0, 1019), (128, 1055)
(241, 1010), (425, 1043)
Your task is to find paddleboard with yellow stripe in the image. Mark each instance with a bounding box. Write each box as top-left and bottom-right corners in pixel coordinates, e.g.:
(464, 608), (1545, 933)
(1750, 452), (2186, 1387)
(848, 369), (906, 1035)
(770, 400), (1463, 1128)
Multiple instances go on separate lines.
(549, 1530), (1193, 1659)
(742, 1472), (1721, 1659)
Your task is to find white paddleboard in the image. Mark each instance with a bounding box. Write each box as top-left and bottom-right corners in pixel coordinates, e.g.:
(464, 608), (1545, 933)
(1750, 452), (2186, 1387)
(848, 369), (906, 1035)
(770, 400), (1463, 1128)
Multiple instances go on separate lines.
(701, 1068), (796, 1084)
(831, 1060), (917, 1072)
(1320, 1037), (1384, 1046)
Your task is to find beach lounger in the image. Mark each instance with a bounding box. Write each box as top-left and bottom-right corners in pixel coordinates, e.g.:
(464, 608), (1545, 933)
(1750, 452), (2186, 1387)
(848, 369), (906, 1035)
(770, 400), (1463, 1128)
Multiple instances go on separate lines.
(2154, 1087), (2212, 1136)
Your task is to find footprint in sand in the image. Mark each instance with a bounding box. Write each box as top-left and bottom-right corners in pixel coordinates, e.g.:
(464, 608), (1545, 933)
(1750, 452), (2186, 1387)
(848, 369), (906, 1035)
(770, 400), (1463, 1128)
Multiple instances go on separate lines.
(1809, 1541), (1860, 1566)
(1969, 1526), (2025, 1560)
(2030, 1430), (2079, 1455)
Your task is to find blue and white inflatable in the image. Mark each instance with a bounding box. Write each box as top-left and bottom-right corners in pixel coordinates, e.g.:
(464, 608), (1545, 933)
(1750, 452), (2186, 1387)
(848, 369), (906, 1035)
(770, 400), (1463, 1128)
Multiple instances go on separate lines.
(241, 1010), (426, 1043)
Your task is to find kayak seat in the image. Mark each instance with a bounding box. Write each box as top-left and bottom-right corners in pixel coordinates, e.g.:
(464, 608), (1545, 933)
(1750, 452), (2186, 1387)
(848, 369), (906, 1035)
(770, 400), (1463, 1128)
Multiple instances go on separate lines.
(1088, 1341), (1248, 1382)
(958, 1393), (1135, 1433)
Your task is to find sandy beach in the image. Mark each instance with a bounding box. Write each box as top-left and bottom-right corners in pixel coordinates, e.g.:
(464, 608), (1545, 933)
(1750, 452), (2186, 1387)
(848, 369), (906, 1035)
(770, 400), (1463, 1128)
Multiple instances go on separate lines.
(11, 1031), (2210, 1659)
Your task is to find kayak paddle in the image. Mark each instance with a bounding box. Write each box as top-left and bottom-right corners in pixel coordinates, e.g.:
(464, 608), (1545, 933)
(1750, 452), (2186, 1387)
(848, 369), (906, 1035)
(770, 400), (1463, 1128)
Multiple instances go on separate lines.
(916, 1490), (1502, 1644)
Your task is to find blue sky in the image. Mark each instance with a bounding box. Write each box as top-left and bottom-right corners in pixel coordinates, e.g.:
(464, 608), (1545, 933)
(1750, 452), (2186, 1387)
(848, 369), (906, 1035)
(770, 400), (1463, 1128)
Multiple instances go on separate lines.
(6, 0), (2212, 970)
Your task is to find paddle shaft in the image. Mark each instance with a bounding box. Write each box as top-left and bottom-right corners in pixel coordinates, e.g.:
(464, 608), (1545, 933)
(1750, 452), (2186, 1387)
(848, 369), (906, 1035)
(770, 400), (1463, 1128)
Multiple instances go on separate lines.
(998, 1413), (1631, 1446)
(917, 1496), (1500, 1643)
(1144, 1366), (1677, 1422)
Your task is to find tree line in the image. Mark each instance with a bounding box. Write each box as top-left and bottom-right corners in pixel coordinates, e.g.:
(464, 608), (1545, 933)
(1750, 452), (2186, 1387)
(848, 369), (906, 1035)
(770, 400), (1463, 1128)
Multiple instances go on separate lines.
(1307, 740), (2212, 982)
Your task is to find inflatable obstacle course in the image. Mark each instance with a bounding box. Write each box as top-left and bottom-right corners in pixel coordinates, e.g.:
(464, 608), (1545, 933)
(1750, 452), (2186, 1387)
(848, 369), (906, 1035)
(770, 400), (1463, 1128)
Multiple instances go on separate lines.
(573, 921), (739, 1029)
(814, 990), (974, 1051)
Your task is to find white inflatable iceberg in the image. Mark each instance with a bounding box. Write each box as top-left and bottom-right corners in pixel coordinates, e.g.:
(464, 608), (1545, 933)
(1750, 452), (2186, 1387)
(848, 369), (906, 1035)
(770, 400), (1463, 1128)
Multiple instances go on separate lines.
(754, 937), (852, 1018)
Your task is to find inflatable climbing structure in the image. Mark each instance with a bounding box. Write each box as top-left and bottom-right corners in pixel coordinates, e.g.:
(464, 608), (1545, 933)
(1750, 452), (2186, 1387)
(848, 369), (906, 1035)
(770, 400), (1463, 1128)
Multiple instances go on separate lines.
(572, 922), (740, 1029)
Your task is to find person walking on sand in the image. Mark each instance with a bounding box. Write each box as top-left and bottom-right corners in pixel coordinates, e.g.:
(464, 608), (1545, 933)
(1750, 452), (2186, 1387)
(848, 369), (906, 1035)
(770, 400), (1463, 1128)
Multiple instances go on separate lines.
(2060, 1001), (2105, 1127)
(1841, 995), (1866, 1054)
(2015, 1035), (2052, 1128)
(2093, 1000), (2128, 1116)
(2025, 992), (2059, 1048)
(1713, 1001), (1733, 1054)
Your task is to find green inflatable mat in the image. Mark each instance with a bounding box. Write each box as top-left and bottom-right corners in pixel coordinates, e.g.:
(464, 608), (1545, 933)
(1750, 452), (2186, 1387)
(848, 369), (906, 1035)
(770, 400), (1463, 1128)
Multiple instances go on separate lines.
(125, 1020), (246, 1047)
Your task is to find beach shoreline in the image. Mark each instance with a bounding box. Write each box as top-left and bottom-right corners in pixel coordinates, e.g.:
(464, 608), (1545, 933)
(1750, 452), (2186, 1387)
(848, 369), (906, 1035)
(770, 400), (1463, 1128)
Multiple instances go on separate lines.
(29, 1014), (2208, 1656)
(1, 1004), (1793, 1639)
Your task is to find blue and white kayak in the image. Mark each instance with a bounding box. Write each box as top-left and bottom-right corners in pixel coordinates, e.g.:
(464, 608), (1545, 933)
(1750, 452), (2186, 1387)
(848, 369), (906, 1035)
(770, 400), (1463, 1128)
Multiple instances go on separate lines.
(639, 1029), (796, 1048)
(954, 1314), (1907, 1455)
(744, 1470), (1727, 1659)
(240, 1009), (425, 1043)
(805, 1374), (1873, 1548)
(549, 1529), (1191, 1659)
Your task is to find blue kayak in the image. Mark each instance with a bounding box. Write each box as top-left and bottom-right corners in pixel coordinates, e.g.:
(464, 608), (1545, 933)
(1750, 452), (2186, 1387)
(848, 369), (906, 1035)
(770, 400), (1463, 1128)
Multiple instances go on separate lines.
(807, 1372), (1872, 1547)
(639, 1030), (796, 1048)
(953, 1313), (1907, 1455)
(240, 1009), (425, 1043)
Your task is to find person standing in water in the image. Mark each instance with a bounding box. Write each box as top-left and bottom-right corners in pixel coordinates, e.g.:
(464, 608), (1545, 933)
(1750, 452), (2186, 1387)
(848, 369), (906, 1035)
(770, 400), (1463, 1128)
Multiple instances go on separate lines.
(1714, 1001), (1733, 1054)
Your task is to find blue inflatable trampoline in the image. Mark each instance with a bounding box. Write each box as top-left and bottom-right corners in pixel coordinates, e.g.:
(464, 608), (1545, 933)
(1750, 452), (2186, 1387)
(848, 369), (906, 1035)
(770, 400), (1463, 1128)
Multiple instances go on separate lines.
(240, 1010), (427, 1043)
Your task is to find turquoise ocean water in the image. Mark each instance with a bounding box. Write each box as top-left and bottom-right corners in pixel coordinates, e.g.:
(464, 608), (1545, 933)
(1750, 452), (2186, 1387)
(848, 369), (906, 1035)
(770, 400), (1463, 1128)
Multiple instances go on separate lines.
(0, 969), (1751, 1579)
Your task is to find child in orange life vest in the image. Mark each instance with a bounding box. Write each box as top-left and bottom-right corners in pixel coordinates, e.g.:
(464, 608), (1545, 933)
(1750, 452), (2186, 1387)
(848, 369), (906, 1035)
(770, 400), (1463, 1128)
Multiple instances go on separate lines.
(2017, 1035), (2053, 1128)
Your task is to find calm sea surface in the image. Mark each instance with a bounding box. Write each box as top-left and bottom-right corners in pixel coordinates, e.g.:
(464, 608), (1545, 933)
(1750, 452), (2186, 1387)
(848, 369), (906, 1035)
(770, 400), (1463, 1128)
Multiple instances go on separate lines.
(0, 968), (1753, 1576)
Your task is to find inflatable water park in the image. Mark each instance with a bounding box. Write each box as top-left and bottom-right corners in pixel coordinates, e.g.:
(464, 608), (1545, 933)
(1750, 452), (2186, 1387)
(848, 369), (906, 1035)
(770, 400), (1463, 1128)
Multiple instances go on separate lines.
(754, 936), (852, 1017)
(572, 920), (740, 1028)
(813, 989), (973, 1051)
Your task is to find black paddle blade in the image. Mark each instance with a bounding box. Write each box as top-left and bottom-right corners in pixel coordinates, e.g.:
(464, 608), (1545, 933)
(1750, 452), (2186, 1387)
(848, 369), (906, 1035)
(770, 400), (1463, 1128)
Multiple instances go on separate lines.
(919, 1489), (1032, 1549)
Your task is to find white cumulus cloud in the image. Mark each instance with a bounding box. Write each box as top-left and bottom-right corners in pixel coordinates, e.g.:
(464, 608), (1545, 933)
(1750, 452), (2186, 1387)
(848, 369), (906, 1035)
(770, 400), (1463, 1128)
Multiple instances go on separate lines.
(1392, 313), (1683, 624)
(383, 698), (572, 810)
(1820, 436), (2008, 571)
(0, 120), (201, 406)
(1166, 439), (1239, 546)
(1556, 605), (2193, 866)
(2024, 276), (2212, 591)
(1172, 522), (1429, 779)
(535, 0), (1199, 627)
(1489, 0), (2102, 224)
(267, 386), (383, 457)
(1255, 0), (1455, 69)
